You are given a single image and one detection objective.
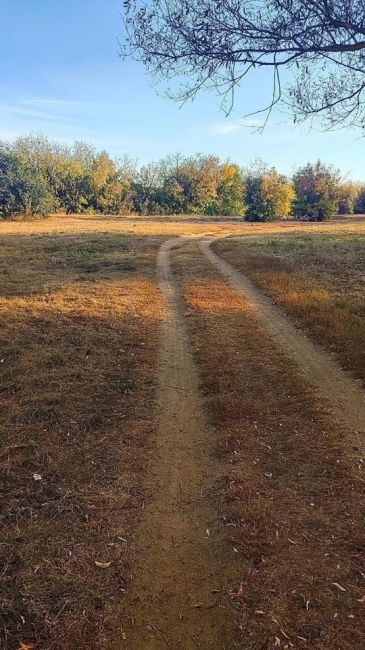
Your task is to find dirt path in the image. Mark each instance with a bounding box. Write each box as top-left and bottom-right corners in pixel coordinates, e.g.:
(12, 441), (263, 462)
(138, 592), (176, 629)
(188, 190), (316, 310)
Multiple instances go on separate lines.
(118, 239), (242, 649)
(201, 239), (365, 458)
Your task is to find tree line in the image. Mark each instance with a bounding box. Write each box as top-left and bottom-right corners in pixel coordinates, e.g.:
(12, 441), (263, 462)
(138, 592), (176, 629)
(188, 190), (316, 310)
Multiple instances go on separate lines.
(1, 134), (364, 221)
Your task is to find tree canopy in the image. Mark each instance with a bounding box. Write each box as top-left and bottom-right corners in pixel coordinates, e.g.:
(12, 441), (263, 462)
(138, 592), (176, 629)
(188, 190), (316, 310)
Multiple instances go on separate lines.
(245, 161), (295, 221)
(1, 134), (364, 221)
(293, 160), (341, 220)
(123, 0), (365, 130)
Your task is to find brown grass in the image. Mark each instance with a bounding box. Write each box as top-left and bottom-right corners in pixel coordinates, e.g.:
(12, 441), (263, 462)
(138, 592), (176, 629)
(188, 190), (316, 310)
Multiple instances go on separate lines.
(214, 233), (365, 385)
(0, 231), (163, 649)
(1, 213), (365, 240)
(1, 214), (365, 649)
(173, 243), (365, 650)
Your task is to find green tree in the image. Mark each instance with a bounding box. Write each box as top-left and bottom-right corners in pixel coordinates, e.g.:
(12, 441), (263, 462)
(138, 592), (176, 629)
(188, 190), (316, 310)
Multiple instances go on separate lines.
(354, 187), (365, 214)
(159, 177), (186, 214)
(133, 162), (162, 214)
(0, 148), (55, 219)
(293, 161), (341, 221)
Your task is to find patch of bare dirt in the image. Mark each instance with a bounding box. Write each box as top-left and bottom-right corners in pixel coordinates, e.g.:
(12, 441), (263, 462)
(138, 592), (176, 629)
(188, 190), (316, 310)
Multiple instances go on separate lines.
(201, 239), (365, 464)
(118, 239), (243, 649)
(174, 241), (365, 650)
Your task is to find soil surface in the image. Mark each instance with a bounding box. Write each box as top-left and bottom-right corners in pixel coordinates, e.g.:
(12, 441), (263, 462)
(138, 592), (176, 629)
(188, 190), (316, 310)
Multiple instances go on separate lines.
(118, 235), (365, 648)
(201, 238), (365, 462)
(118, 239), (243, 649)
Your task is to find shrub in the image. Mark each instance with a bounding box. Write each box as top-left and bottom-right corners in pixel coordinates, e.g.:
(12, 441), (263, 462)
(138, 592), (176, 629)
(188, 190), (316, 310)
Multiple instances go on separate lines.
(293, 161), (341, 221)
(0, 152), (55, 219)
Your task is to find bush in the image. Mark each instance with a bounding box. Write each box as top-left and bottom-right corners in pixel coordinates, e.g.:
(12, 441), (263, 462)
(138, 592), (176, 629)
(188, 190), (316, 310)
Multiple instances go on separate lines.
(0, 152), (55, 219)
(293, 161), (340, 221)
(244, 163), (294, 221)
(354, 188), (365, 214)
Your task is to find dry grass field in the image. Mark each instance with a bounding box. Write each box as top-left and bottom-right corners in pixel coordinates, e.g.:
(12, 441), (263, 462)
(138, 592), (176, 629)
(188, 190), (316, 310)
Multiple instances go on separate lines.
(174, 242), (365, 649)
(1, 213), (365, 239)
(1, 214), (365, 650)
(0, 227), (163, 649)
(214, 232), (365, 386)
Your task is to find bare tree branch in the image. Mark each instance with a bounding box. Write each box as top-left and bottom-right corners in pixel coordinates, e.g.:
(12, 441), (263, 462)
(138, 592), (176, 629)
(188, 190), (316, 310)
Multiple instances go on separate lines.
(121, 0), (365, 130)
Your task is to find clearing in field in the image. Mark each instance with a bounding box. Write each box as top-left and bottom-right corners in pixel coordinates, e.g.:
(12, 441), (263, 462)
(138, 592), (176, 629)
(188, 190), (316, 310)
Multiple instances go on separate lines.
(1, 215), (365, 650)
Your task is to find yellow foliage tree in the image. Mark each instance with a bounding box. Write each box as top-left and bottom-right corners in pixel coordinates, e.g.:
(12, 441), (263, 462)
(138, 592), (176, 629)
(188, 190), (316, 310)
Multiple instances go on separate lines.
(261, 168), (295, 219)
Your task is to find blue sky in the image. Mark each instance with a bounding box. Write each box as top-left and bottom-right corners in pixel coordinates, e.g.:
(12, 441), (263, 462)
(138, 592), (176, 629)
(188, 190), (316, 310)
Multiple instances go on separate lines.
(0, 0), (364, 178)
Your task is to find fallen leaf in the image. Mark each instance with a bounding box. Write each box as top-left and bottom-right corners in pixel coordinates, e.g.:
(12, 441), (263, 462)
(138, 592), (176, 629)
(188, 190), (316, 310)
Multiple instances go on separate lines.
(19, 642), (34, 650)
(229, 582), (244, 599)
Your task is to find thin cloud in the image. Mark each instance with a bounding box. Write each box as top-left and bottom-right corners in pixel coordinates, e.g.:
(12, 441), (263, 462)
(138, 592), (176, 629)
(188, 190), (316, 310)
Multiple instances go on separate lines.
(211, 118), (262, 135)
(0, 102), (63, 122)
(22, 99), (75, 106)
(21, 98), (112, 112)
(0, 98), (111, 124)
(190, 118), (263, 137)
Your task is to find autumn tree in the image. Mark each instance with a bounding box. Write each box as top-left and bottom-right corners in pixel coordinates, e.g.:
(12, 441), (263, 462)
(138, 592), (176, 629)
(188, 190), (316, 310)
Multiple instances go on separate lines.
(215, 164), (245, 216)
(337, 180), (362, 214)
(177, 155), (220, 214)
(89, 152), (134, 214)
(132, 154), (245, 215)
(245, 162), (294, 221)
(1, 132), (363, 220)
(57, 157), (91, 214)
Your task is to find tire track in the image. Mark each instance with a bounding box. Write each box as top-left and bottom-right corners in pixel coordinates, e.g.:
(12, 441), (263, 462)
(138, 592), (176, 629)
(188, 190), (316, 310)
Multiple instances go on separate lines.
(118, 239), (242, 649)
(200, 239), (365, 460)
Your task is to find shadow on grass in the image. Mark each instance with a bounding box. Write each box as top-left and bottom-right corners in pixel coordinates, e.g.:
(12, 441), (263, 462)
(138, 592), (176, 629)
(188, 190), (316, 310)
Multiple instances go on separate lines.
(0, 231), (163, 649)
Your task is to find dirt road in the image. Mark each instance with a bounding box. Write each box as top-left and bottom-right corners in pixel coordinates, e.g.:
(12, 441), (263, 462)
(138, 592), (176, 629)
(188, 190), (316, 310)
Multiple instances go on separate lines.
(201, 238), (365, 461)
(118, 235), (365, 648)
(118, 239), (242, 649)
